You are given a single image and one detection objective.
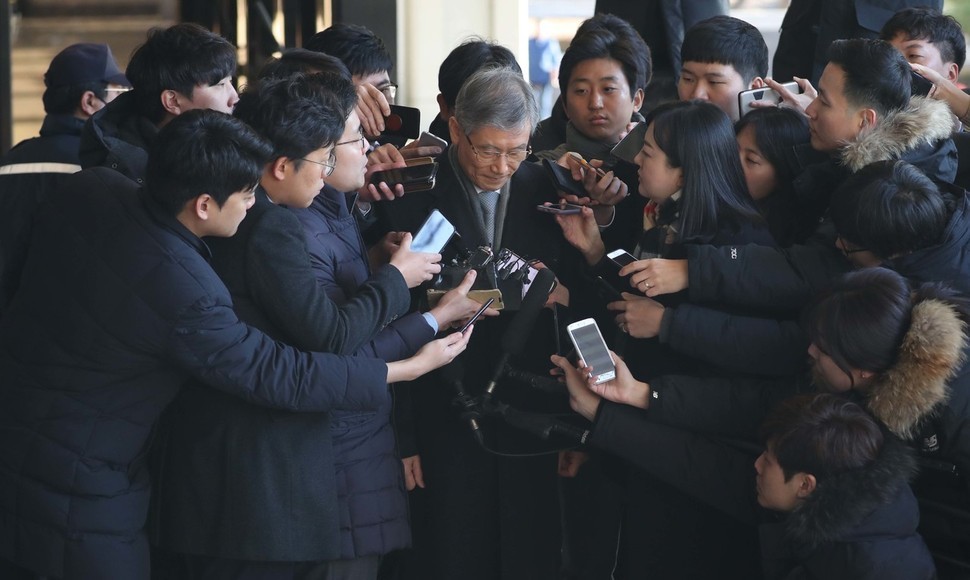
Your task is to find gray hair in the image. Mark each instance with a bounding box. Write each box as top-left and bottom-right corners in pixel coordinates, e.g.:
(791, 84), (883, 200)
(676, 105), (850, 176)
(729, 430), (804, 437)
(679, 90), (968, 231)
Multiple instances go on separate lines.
(454, 66), (538, 135)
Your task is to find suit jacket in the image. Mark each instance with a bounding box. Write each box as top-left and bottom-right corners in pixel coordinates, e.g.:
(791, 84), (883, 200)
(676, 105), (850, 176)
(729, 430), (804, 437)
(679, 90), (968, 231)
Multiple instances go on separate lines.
(149, 188), (412, 561)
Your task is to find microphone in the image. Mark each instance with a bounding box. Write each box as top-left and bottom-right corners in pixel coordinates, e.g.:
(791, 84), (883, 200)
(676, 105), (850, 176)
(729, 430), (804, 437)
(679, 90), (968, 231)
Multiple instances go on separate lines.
(441, 359), (482, 445)
(484, 268), (557, 397)
(487, 401), (590, 445)
(504, 367), (566, 394)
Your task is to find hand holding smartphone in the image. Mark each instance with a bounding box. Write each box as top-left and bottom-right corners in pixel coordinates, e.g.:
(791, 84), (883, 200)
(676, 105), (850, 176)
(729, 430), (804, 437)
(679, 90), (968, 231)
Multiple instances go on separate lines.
(542, 159), (589, 198)
(410, 209), (456, 254)
(607, 249), (636, 268)
(567, 152), (607, 178)
(458, 297), (494, 334)
(737, 81), (802, 117)
(369, 161), (439, 193)
(566, 318), (616, 384)
(537, 202), (584, 215)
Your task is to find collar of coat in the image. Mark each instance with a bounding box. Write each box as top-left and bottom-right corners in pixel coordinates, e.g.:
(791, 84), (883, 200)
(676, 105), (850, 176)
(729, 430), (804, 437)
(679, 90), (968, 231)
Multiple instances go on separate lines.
(864, 297), (968, 439)
(784, 435), (917, 548)
(839, 96), (954, 172)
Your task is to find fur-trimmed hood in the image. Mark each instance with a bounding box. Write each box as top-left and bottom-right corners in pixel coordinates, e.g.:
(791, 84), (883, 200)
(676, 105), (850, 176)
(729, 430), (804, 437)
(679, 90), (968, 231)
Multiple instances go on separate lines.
(785, 435), (918, 548)
(865, 298), (968, 439)
(840, 96), (956, 175)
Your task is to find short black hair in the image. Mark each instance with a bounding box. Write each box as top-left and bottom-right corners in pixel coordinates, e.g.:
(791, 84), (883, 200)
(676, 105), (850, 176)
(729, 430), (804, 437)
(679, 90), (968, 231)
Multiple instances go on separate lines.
(438, 39), (521, 110)
(234, 73), (350, 165)
(880, 7), (966, 73)
(761, 393), (884, 483)
(558, 13), (652, 99)
(827, 39), (911, 118)
(830, 160), (949, 260)
(126, 23), (237, 124)
(681, 16), (768, 83)
(303, 24), (393, 78)
(146, 110), (272, 215)
(42, 81), (107, 115)
(256, 48), (352, 82)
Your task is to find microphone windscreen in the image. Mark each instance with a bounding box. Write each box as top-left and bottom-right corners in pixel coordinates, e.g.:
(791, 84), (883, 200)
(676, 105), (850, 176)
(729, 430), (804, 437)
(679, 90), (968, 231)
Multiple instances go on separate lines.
(499, 267), (556, 356)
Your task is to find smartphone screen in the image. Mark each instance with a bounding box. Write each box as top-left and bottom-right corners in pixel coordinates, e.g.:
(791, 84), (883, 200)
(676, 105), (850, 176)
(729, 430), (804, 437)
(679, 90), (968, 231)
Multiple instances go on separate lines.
(567, 319), (616, 384)
(411, 210), (455, 253)
(607, 249), (636, 267)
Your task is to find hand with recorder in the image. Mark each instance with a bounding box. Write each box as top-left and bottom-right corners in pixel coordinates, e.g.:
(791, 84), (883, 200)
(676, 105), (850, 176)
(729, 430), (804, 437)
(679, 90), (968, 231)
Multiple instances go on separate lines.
(427, 270), (500, 331)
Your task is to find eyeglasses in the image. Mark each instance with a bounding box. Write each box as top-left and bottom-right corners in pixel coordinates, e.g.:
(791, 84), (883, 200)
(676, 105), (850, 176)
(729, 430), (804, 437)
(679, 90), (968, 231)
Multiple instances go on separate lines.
(299, 150), (337, 176)
(104, 87), (132, 94)
(837, 237), (869, 258)
(464, 134), (531, 166)
(335, 126), (368, 153)
(377, 83), (398, 101)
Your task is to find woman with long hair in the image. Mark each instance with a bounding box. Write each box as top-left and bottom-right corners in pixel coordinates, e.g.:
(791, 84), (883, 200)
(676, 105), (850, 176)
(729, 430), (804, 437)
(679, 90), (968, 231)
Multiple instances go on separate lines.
(735, 106), (813, 246)
(556, 99), (773, 267)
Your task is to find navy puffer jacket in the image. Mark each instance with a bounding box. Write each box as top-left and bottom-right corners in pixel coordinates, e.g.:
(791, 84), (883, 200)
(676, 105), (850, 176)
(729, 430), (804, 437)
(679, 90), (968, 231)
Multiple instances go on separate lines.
(295, 185), (434, 558)
(0, 169), (388, 579)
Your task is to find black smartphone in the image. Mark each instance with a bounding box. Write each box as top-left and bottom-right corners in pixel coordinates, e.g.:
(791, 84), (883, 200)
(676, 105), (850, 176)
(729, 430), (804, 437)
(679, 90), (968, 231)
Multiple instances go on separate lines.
(383, 105), (421, 140)
(537, 203), (584, 215)
(411, 209), (456, 254)
(458, 297), (494, 334)
(542, 159), (588, 198)
(911, 70), (934, 97)
(610, 122), (648, 165)
(369, 161), (439, 193)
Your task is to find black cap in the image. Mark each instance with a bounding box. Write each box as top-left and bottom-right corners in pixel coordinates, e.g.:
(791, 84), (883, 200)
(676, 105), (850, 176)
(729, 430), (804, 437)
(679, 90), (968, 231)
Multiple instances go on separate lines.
(44, 43), (129, 89)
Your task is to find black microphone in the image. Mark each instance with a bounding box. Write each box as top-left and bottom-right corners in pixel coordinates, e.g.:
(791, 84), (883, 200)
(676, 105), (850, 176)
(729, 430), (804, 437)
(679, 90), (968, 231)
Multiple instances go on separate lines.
(488, 401), (590, 445)
(441, 359), (482, 445)
(504, 367), (566, 394)
(484, 268), (557, 397)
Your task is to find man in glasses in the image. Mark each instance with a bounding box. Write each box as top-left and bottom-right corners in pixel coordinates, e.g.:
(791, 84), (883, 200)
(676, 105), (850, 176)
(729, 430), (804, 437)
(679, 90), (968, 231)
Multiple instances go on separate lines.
(305, 23), (400, 142)
(0, 107), (472, 580)
(148, 72), (482, 579)
(373, 66), (579, 580)
(0, 42), (130, 317)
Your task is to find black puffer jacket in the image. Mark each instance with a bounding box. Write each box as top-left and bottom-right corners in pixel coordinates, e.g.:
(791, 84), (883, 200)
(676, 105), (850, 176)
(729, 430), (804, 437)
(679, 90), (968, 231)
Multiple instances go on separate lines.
(0, 169), (389, 579)
(78, 91), (157, 183)
(0, 114), (86, 315)
(661, 97), (959, 375)
(687, 96), (958, 312)
(648, 290), (970, 493)
(590, 403), (936, 579)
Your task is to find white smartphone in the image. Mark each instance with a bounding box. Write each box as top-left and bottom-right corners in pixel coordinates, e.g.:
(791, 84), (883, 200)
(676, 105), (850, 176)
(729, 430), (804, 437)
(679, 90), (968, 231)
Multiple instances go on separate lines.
(737, 81), (802, 117)
(410, 209), (456, 254)
(415, 131), (448, 150)
(607, 249), (636, 268)
(566, 318), (616, 384)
